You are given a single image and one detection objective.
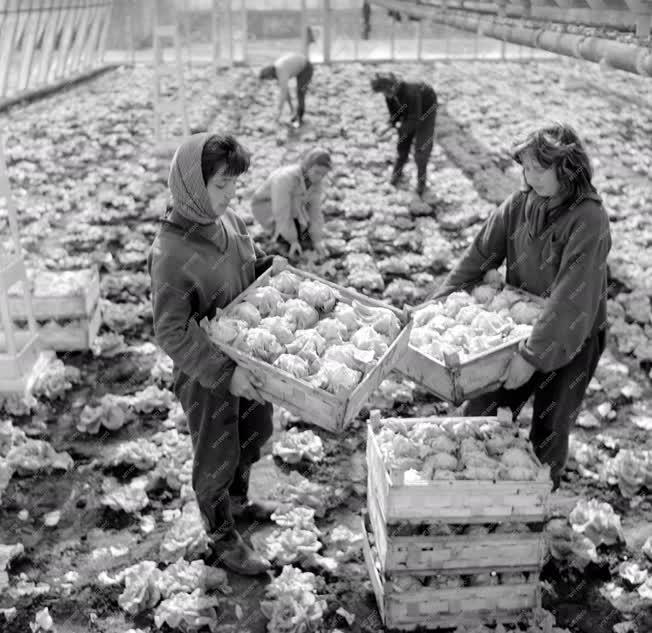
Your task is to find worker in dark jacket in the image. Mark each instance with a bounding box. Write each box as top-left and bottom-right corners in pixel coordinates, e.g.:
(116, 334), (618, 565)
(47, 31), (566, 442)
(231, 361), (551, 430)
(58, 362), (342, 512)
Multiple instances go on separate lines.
(147, 133), (275, 576)
(428, 123), (612, 491)
(371, 71), (438, 197)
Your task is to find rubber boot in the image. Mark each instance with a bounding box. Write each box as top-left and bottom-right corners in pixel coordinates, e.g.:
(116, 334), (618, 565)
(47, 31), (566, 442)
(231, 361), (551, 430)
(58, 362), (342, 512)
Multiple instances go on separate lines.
(209, 529), (271, 576)
(390, 160), (406, 187)
(231, 495), (276, 522)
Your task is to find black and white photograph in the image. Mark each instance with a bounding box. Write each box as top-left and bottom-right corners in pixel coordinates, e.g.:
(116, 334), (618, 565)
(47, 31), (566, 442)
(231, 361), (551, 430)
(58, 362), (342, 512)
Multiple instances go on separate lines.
(0, 1), (650, 632)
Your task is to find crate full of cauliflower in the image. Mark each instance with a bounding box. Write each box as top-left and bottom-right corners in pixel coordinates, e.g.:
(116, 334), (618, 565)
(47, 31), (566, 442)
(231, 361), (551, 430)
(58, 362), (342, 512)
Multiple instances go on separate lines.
(396, 270), (544, 405)
(203, 257), (412, 432)
(367, 411), (551, 526)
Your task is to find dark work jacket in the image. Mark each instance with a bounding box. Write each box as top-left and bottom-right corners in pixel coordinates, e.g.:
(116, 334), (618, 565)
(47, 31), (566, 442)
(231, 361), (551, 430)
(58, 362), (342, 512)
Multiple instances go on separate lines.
(432, 188), (612, 373)
(385, 80), (437, 130)
(147, 208), (273, 393)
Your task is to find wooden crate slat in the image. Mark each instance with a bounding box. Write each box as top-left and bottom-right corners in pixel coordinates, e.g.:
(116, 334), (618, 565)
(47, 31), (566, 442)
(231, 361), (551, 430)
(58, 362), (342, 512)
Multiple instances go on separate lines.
(37, 301), (102, 351)
(366, 501), (545, 574)
(214, 261), (411, 432)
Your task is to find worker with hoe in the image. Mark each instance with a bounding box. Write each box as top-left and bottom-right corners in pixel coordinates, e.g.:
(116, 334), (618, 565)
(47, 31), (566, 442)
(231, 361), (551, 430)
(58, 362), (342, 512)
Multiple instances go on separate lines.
(427, 123), (612, 492)
(371, 71), (438, 197)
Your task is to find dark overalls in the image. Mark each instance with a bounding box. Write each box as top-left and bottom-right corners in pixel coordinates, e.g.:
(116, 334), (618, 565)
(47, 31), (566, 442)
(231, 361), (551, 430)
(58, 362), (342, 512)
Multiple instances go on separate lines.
(148, 209), (274, 539)
(386, 80), (438, 193)
(294, 61), (314, 125)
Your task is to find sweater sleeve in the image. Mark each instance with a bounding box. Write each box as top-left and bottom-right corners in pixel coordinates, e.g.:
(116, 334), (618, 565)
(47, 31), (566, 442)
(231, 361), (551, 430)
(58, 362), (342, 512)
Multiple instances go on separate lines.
(518, 204), (611, 373)
(271, 171), (299, 244)
(430, 195), (512, 300)
(149, 251), (236, 391)
(306, 184), (325, 245)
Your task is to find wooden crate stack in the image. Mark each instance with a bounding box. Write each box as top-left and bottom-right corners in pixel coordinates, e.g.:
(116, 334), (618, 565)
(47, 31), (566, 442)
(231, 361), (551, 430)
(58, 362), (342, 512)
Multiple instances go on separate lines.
(7, 268), (102, 351)
(364, 413), (551, 631)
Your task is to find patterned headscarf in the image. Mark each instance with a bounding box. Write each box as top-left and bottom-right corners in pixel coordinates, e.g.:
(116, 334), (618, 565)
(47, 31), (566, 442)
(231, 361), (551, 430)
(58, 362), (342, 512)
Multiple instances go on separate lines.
(168, 133), (216, 225)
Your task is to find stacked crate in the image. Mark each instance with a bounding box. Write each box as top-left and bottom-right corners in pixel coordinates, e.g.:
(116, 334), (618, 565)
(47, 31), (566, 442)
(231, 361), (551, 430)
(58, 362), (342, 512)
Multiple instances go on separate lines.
(7, 268), (102, 351)
(364, 413), (551, 631)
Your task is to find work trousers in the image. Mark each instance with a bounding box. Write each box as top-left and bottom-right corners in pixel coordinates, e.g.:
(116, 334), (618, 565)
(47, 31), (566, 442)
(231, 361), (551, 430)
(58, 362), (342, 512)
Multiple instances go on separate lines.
(393, 108), (436, 189)
(463, 330), (606, 490)
(173, 370), (274, 539)
(295, 61), (313, 125)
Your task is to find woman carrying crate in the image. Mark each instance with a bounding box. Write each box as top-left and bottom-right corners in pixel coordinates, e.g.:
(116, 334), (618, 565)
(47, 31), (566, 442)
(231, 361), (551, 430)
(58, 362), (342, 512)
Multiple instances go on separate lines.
(370, 71), (438, 198)
(429, 123), (611, 491)
(148, 133), (276, 576)
(251, 148), (332, 258)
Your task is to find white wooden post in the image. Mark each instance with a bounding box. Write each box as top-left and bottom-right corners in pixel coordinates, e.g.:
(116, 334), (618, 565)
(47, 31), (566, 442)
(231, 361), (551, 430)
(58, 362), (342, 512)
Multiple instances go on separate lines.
(323, 0), (331, 64)
(240, 0), (247, 64)
(96, 3), (113, 66)
(390, 11), (395, 60)
(353, 3), (360, 61)
(416, 17), (423, 61)
(498, 0), (507, 60)
(212, 0), (219, 73)
(227, 0), (234, 65)
(636, 12), (651, 38)
(301, 0), (308, 57)
(0, 136), (41, 390)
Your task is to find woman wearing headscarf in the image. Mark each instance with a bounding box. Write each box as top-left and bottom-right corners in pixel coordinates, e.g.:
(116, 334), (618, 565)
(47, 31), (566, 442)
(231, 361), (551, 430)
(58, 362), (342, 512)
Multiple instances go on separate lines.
(370, 71), (438, 197)
(251, 148), (332, 258)
(148, 133), (275, 576)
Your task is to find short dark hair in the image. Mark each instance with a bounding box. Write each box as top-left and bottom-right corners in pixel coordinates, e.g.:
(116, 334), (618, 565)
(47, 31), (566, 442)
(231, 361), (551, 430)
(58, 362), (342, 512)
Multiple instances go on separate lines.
(370, 72), (399, 93)
(201, 134), (251, 184)
(511, 123), (595, 200)
(259, 65), (277, 80)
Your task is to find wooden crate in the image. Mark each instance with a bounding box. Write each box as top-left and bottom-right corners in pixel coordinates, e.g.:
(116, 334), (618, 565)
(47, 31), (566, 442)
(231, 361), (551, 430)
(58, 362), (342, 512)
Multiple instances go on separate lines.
(365, 501), (545, 576)
(8, 268), (100, 321)
(367, 420), (551, 525)
(2, 303), (102, 352)
(362, 518), (541, 631)
(212, 260), (412, 433)
(36, 302), (102, 351)
(396, 286), (544, 405)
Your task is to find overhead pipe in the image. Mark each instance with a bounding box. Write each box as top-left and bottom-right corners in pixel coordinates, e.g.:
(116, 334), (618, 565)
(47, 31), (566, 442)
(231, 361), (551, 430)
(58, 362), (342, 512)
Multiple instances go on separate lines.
(373, 0), (652, 76)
